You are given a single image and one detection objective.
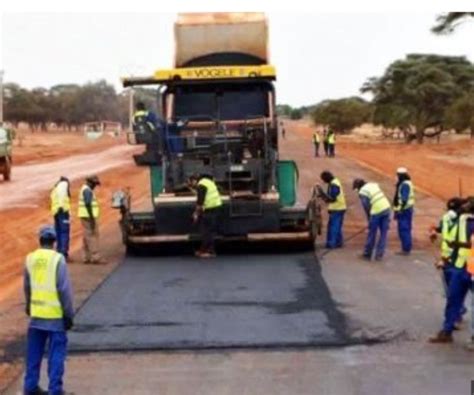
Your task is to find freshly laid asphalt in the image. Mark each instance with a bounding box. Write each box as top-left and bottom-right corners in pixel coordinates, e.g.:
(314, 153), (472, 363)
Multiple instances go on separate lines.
(69, 252), (354, 351)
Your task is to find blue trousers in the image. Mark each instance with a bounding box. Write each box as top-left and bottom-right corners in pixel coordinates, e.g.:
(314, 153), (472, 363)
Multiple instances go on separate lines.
(328, 144), (335, 157)
(326, 210), (345, 248)
(443, 265), (467, 319)
(396, 208), (413, 253)
(54, 211), (70, 258)
(364, 212), (390, 259)
(442, 268), (471, 333)
(24, 327), (68, 395)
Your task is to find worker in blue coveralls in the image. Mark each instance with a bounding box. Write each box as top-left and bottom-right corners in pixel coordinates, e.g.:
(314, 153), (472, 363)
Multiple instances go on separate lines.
(353, 178), (391, 261)
(23, 225), (74, 395)
(393, 167), (415, 255)
(317, 171), (347, 249)
(430, 197), (474, 343)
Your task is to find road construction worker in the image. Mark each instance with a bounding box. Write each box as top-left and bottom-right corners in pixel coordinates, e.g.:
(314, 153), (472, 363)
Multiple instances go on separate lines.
(132, 101), (163, 133)
(23, 225), (74, 395)
(430, 198), (467, 325)
(323, 129), (329, 157)
(393, 167), (415, 255)
(312, 131), (321, 157)
(77, 175), (104, 264)
(50, 176), (71, 261)
(327, 129), (336, 157)
(353, 178), (391, 261)
(317, 171), (346, 249)
(188, 174), (223, 258)
(430, 197), (474, 343)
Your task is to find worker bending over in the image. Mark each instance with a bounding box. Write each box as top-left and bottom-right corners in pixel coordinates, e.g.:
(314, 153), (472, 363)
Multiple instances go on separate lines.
(317, 171), (346, 249)
(430, 197), (474, 343)
(393, 167), (415, 255)
(188, 174), (223, 258)
(23, 226), (74, 395)
(353, 178), (391, 261)
(50, 176), (71, 261)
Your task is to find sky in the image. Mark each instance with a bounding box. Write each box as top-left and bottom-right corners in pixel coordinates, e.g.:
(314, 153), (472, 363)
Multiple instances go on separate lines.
(2, 12), (474, 107)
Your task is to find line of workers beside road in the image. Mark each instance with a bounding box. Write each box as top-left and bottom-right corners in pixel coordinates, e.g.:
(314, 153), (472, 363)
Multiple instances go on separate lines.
(312, 129), (336, 157)
(316, 168), (474, 349)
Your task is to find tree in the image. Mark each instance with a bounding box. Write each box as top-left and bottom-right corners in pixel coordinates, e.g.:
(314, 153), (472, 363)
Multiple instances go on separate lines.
(432, 13), (474, 34)
(290, 108), (303, 120)
(361, 54), (474, 143)
(310, 97), (372, 133)
(444, 92), (474, 138)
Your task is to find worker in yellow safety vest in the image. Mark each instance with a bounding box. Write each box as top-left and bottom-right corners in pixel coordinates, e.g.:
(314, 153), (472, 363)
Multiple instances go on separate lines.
(188, 173), (223, 258)
(312, 131), (321, 157)
(77, 175), (104, 264)
(430, 197), (474, 344)
(23, 225), (74, 395)
(317, 171), (346, 248)
(393, 167), (415, 255)
(327, 129), (336, 157)
(353, 178), (391, 261)
(50, 176), (71, 260)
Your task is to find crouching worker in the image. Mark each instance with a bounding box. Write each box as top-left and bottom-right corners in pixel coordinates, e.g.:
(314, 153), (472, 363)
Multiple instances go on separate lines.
(24, 225), (74, 395)
(188, 174), (223, 258)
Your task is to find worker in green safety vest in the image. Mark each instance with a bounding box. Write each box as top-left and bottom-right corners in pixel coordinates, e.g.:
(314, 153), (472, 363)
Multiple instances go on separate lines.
(312, 131), (321, 157)
(188, 173), (223, 258)
(327, 129), (336, 157)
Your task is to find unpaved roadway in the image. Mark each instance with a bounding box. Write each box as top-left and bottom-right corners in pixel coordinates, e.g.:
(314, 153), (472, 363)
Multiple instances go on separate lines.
(3, 123), (474, 394)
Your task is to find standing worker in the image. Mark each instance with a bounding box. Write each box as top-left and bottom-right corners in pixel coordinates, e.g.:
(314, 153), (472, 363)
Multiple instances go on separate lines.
(430, 197), (474, 343)
(317, 171), (346, 249)
(312, 130), (321, 157)
(23, 225), (74, 395)
(132, 101), (164, 133)
(323, 128), (329, 157)
(353, 178), (391, 261)
(50, 176), (71, 261)
(77, 175), (104, 264)
(327, 129), (336, 157)
(393, 167), (415, 255)
(188, 174), (223, 258)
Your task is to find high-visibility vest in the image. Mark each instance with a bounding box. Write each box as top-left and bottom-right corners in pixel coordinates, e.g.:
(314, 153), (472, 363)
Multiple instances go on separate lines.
(328, 133), (335, 144)
(198, 178), (222, 210)
(312, 133), (320, 144)
(359, 182), (391, 216)
(133, 110), (156, 132)
(440, 211), (458, 259)
(77, 184), (100, 218)
(328, 177), (347, 212)
(50, 182), (71, 215)
(454, 214), (473, 269)
(26, 248), (63, 319)
(394, 180), (415, 212)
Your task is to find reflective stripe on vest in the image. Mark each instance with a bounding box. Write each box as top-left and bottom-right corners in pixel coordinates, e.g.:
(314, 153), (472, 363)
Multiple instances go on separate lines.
(26, 249), (63, 319)
(394, 180), (415, 212)
(441, 211), (458, 259)
(50, 183), (71, 215)
(198, 178), (222, 210)
(313, 133), (320, 143)
(454, 214), (473, 269)
(328, 177), (347, 212)
(328, 133), (335, 144)
(77, 184), (99, 218)
(359, 182), (391, 215)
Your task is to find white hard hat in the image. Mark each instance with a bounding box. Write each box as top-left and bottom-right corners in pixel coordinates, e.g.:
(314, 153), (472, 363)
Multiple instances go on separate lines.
(396, 167), (408, 174)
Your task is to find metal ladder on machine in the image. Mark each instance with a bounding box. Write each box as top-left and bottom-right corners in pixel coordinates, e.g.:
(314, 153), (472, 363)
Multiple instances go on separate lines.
(227, 116), (266, 218)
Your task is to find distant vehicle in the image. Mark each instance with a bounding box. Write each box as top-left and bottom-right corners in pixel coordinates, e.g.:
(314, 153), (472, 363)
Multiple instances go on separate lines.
(83, 121), (122, 140)
(0, 126), (13, 181)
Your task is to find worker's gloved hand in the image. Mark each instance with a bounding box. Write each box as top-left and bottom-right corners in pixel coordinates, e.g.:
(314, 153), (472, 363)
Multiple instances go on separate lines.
(429, 232), (438, 243)
(64, 316), (74, 331)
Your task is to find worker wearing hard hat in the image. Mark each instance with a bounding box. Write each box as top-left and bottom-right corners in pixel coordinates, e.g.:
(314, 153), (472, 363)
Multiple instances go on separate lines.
(188, 173), (223, 258)
(317, 171), (346, 249)
(353, 178), (391, 261)
(312, 131), (321, 157)
(23, 225), (74, 395)
(50, 176), (71, 261)
(77, 175), (104, 264)
(430, 197), (474, 344)
(393, 167), (415, 255)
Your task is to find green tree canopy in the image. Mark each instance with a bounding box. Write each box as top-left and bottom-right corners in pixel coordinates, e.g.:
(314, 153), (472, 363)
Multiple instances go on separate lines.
(432, 13), (474, 34)
(444, 92), (474, 138)
(361, 54), (474, 143)
(310, 97), (372, 133)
